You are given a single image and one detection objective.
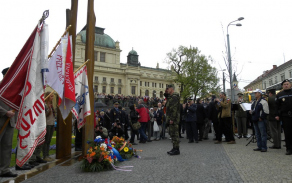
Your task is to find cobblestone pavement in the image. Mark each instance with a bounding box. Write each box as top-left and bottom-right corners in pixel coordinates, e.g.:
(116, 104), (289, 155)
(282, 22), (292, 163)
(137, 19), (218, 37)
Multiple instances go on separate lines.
(2, 130), (292, 183)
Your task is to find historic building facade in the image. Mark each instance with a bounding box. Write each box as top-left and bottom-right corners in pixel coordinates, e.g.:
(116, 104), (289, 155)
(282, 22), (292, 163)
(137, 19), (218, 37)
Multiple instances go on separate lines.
(244, 60), (292, 91)
(74, 26), (177, 98)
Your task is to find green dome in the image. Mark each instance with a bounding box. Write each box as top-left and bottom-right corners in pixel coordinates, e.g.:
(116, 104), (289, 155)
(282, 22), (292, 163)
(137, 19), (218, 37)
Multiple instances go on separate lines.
(78, 26), (116, 49)
(129, 49), (138, 55)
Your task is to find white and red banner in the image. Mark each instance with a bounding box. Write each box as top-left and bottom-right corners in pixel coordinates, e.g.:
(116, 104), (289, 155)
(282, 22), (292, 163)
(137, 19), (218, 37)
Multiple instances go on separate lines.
(58, 35), (76, 119)
(46, 38), (64, 99)
(0, 23), (48, 167)
(71, 65), (91, 129)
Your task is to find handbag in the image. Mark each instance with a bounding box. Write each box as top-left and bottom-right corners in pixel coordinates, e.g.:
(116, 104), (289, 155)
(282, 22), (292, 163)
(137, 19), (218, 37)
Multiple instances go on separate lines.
(132, 122), (141, 131)
(153, 121), (159, 132)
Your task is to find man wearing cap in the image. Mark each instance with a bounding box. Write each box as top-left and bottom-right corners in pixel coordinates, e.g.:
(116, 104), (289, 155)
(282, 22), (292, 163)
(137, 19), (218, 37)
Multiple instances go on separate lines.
(165, 84), (181, 155)
(235, 93), (247, 138)
(109, 102), (122, 126)
(267, 89), (281, 149)
(250, 89), (269, 152)
(275, 79), (292, 155)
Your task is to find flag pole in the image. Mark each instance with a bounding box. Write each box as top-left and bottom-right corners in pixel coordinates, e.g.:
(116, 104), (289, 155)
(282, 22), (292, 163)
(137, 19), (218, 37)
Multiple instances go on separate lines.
(44, 59), (89, 101)
(83, 0), (96, 156)
(48, 25), (72, 58)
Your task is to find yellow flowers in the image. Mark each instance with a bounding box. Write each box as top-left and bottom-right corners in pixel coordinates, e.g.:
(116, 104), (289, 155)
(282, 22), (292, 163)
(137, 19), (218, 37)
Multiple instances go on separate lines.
(124, 147), (129, 152)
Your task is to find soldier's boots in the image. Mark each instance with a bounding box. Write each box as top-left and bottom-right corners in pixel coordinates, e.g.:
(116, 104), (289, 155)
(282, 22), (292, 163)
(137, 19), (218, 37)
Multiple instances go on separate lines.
(167, 148), (175, 154)
(168, 148), (180, 155)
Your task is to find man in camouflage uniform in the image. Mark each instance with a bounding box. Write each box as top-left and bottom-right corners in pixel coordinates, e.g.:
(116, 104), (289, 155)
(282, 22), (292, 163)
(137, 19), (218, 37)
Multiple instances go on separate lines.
(165, 84), (180, 155)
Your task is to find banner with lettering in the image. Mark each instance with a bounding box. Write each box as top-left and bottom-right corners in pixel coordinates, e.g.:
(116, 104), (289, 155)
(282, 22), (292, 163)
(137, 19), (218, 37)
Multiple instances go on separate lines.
(71, 65), (91, 129)
(15, 23), (47, 167)
(46, 39), (64, 99)
(58, 35), (76, 119)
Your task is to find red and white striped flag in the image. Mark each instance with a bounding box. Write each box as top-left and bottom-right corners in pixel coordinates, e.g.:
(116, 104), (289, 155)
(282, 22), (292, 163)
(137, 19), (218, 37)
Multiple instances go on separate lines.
(0, 23), (47, 167)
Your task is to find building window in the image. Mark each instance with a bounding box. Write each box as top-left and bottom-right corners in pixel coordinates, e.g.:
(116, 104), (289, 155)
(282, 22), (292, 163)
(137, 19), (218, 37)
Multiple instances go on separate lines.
(100, 52), (105, 62)
(140, 81), (142, 86)
(94, 51), (98, 61)
(118, 79), (122, 84)
(155, 83), (157, 88)
(118, 87), (121, 94)
(152, 82), (154, 87)
(102, 86), (106, 93)
(281, 73), (285, 81)
(264, 82), (266, 89)
(111, 78), (114, 82)
(94, 85), (98, 92)
(94, 76), (98, 81)
(110, 87), (114, 94)
(103, 77), (106, 82)
(269, 79), (273, 86)
(289, 70), (292, 78)
(145, 82), (147, 86)
(131, 86), (136, 95)
(275, 76), (277, 83)
(159, 83), (161, 88)
(148, 82), (149, 87)
(162, 84), (164, 88)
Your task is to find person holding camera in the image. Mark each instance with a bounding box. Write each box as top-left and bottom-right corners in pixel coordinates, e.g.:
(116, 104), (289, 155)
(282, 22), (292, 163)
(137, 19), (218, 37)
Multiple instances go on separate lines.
(214, 92), (236, 144)
(183, 99), (198, 143)
(95, 122), (108, 139)
(109, 119), (124, 140)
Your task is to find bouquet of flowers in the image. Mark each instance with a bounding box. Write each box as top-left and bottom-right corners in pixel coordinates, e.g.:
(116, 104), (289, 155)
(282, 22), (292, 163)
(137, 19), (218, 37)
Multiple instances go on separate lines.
(80, 136), (117, 172)
(111, 136), (136, 159)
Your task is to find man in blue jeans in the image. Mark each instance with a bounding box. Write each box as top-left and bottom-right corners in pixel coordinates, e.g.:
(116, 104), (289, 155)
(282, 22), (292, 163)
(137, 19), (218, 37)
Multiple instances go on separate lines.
(250, 89), (269, 152)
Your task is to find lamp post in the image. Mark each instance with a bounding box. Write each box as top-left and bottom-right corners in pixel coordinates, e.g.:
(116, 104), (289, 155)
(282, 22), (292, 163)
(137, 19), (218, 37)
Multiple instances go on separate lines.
(227, 17), (244, 102)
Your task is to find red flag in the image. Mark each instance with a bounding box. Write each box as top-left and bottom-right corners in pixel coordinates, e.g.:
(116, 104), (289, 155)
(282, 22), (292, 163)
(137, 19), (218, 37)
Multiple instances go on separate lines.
(0, 27), (37, 110)
(58, 35), (76, 119)
(0, 23), (47, 167)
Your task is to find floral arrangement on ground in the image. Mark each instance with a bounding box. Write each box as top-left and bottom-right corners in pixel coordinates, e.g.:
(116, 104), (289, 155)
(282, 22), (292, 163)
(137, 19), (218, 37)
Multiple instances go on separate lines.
(80, 136), (137, 172)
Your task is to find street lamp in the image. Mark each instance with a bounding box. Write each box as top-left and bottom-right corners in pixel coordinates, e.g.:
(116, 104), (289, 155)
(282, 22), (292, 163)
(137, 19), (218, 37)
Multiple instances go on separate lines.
(227, 17), (244, 102)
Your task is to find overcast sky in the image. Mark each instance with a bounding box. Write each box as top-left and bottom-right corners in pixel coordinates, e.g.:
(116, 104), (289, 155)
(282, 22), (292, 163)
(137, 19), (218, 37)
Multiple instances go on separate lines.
(1, 0), (292, 90)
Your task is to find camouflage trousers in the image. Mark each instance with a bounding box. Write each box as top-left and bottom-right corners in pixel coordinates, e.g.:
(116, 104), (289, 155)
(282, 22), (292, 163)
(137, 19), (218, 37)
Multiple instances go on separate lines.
(169, 124), (180, 148)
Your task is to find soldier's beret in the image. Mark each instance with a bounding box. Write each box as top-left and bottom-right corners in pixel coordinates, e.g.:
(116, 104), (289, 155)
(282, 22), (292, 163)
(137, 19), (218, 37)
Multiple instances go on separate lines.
(114, 101), (119, 105)
(237, 93), (243, 96)
(281, 79), (290, 85)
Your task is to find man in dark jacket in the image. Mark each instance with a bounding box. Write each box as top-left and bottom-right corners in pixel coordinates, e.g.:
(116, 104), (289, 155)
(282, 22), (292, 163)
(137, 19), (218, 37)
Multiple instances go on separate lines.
(183, 99), (198, 143)
(275, 79), (292, 155)
(208, 95), (219, 140)
(267, 89), (281, 149)
(109, 102), (122, 124)
(196, 98), (206, 141)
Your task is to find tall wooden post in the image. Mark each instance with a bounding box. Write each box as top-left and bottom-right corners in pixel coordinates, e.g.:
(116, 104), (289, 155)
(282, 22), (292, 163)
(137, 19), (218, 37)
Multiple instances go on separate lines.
(56, 0), (78, 159)
(83, 0), (96, 156)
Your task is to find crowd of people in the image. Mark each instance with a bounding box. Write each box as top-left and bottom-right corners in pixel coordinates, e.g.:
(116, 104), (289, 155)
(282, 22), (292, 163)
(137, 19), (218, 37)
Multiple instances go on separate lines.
(1, 63), (292, 177)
